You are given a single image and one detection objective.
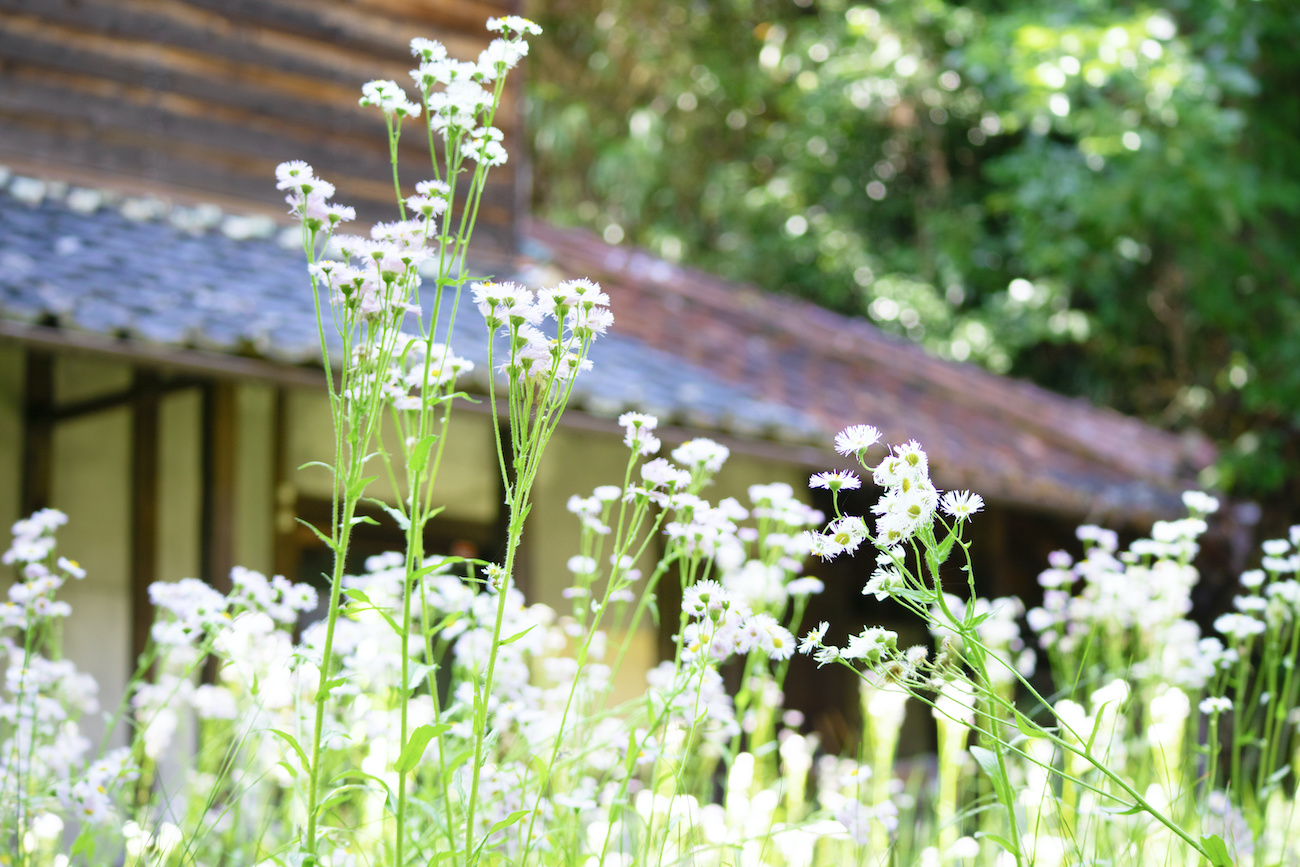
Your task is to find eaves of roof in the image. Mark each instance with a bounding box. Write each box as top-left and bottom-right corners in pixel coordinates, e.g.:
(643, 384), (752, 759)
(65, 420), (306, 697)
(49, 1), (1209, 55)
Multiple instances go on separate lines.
(523, 219), (1217, 524)
(0, 172), (825, 448)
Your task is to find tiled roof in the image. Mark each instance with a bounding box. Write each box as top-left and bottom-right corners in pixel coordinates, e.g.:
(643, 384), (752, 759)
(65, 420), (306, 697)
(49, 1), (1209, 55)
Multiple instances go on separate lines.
(0, 172), (824, 442)
(524, 219), (1217, 522)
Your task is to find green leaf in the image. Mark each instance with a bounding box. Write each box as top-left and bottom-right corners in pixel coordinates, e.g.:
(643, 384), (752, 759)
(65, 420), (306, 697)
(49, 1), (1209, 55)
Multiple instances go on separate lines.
(296, 518), (338, 553)
(975, 832), (1016, 855)
(1014, 708), (1041, 740)
(487, 809), (531, 837)
(1200, 833), (1234, 867)
(395, 723), (451, 773)
(428, 611), (462, 634)
(969, 745), (1002, 785)
(408, 434), (438, 478)
(346, 475), (379, 501)
(407, 663), (433, 692)
(70, 829), (96, 860)
(297, 460), (335, 474)
(350, 515), (379, 526)
(500, 624), (537, 647)
(934, 527), (958, 564)
(344, 588), (372, 606)
(270, 728), (310, 774)
(320, 783), (368, 812)
(370, 500), (411, 531)
(277, 760), (298, 779)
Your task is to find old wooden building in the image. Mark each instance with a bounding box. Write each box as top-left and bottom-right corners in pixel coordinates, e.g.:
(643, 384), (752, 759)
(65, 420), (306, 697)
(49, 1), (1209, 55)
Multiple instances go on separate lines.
(0, 0), (1214, 746)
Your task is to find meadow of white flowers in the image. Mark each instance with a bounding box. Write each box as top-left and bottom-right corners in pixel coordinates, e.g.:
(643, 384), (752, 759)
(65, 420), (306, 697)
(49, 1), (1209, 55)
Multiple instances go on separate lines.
(3, 16), (1298, 867)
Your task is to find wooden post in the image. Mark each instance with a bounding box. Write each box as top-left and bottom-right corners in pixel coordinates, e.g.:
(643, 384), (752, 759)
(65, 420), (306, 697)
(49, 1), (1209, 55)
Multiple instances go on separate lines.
(19, 349), (54, 517)
(129, 369), (160, 668)
(200, 381), (237, 595)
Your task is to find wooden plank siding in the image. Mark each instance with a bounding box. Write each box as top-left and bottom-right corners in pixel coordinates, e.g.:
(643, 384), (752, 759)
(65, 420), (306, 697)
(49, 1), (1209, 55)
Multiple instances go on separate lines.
(0, 0), (521, 256)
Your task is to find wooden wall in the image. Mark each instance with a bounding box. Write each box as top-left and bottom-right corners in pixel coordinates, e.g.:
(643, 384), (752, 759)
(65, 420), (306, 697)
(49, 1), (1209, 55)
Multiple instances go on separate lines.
(0, 0), (522, 257)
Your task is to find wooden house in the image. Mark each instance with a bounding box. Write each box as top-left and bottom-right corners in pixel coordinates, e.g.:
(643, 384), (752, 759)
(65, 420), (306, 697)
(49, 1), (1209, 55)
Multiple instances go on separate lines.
(0, 0), (1213, 746)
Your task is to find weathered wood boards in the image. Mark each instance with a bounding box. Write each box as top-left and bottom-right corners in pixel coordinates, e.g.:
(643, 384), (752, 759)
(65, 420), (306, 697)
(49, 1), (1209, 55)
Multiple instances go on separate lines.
(0, 0), (521, 253)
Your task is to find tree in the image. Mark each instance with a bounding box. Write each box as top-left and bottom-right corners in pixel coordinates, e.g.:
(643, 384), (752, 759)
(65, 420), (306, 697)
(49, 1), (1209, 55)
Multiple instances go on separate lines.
(527, 0), (1300, 504)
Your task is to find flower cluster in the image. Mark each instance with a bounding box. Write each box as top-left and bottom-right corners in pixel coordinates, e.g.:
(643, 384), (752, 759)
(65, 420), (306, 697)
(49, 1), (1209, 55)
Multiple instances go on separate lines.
(474, 279), (612, 386)
(405, 19), (540, 162)
(2, 509), (86, 628)
(679, 580), (795, 664)
(275, 160), (355, 232)
(804, 426), (985, 562)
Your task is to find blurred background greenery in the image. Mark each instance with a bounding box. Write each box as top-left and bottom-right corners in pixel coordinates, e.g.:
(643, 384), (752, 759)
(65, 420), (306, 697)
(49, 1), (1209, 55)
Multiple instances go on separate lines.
(523, 0), (1300, 515)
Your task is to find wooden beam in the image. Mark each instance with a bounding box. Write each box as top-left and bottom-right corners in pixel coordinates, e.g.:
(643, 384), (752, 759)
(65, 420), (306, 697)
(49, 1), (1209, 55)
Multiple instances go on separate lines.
(199, 381), (237, 595)
(19, 349), (54, 517)
(48, 376), (202, 423)
(0, 322), (840, 467)
(0, 321), (327, 387)
(173, 0), (503, 56)
(129, 368), (160, 667)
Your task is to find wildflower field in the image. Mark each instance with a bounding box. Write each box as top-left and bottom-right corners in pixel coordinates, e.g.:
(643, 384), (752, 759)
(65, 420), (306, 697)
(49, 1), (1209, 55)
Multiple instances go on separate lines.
(4, 17), (1298, 867)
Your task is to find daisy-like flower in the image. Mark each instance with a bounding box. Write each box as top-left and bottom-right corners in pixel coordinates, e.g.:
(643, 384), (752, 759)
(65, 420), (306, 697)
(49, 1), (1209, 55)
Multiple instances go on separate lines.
(939, 490), (985, 519)
(487, 15), (542, 36)
(359, 79), (421, 118)
(682, 579), (729, 618)
(805, 531), (846, 561)
(640, 458), (690, 490)
(410, 37), (448, 62)
(810, 470), (861, 492)
(842, 626), (898, 663)
(834, 424), (882, 458)
(799, 621), (829, 655)
(1200, 696), (1233, 714)
(672, 438), (730, 474)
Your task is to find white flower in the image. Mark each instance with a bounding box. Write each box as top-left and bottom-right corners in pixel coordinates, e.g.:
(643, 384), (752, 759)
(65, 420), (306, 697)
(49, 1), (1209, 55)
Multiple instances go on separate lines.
(56, 556), (86, 579)
(486, 15), (542, 36)
(1215, 612), (1265, 641)
(641, 458), (690, 490)
(566, 555), (597, 575)
(809, 470), (861, 491)
(939, 490), (984, 519)
(410, 37), (448, 62)
(1181, 490), (1220, 516)
(359, 79), (421, 117)
(672, 438), (730, 473)
(834, 424), (883, 457)
(864, 565), (905, 601)
(799, 621), (829, 654)
(805, 531), (846, 561)
(1240, 569), (1265, 589)
(682, 580), (729, 618)
(1263, 538), (1291, 557)
(1200, 696), (1233, 715)
(618, 411), (657, 431)
(787, 576), (824, 597)
(842, 626), (898, 663)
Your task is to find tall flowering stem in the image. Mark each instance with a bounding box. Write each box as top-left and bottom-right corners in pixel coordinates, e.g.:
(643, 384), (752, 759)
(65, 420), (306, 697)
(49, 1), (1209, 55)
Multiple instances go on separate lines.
(797, 424), (1220, 866)
(278, 16), (543, 863)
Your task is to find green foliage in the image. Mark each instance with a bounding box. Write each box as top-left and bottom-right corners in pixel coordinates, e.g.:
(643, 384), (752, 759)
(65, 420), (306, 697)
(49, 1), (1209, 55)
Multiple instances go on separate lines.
(528, 0), (1300, 498)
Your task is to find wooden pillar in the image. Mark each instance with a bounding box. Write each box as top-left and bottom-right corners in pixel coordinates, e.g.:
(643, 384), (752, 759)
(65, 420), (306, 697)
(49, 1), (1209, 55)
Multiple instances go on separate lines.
(20, 349), (54, 517)
(129, 370), (160, 667)
(200, 381), (237, 595)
